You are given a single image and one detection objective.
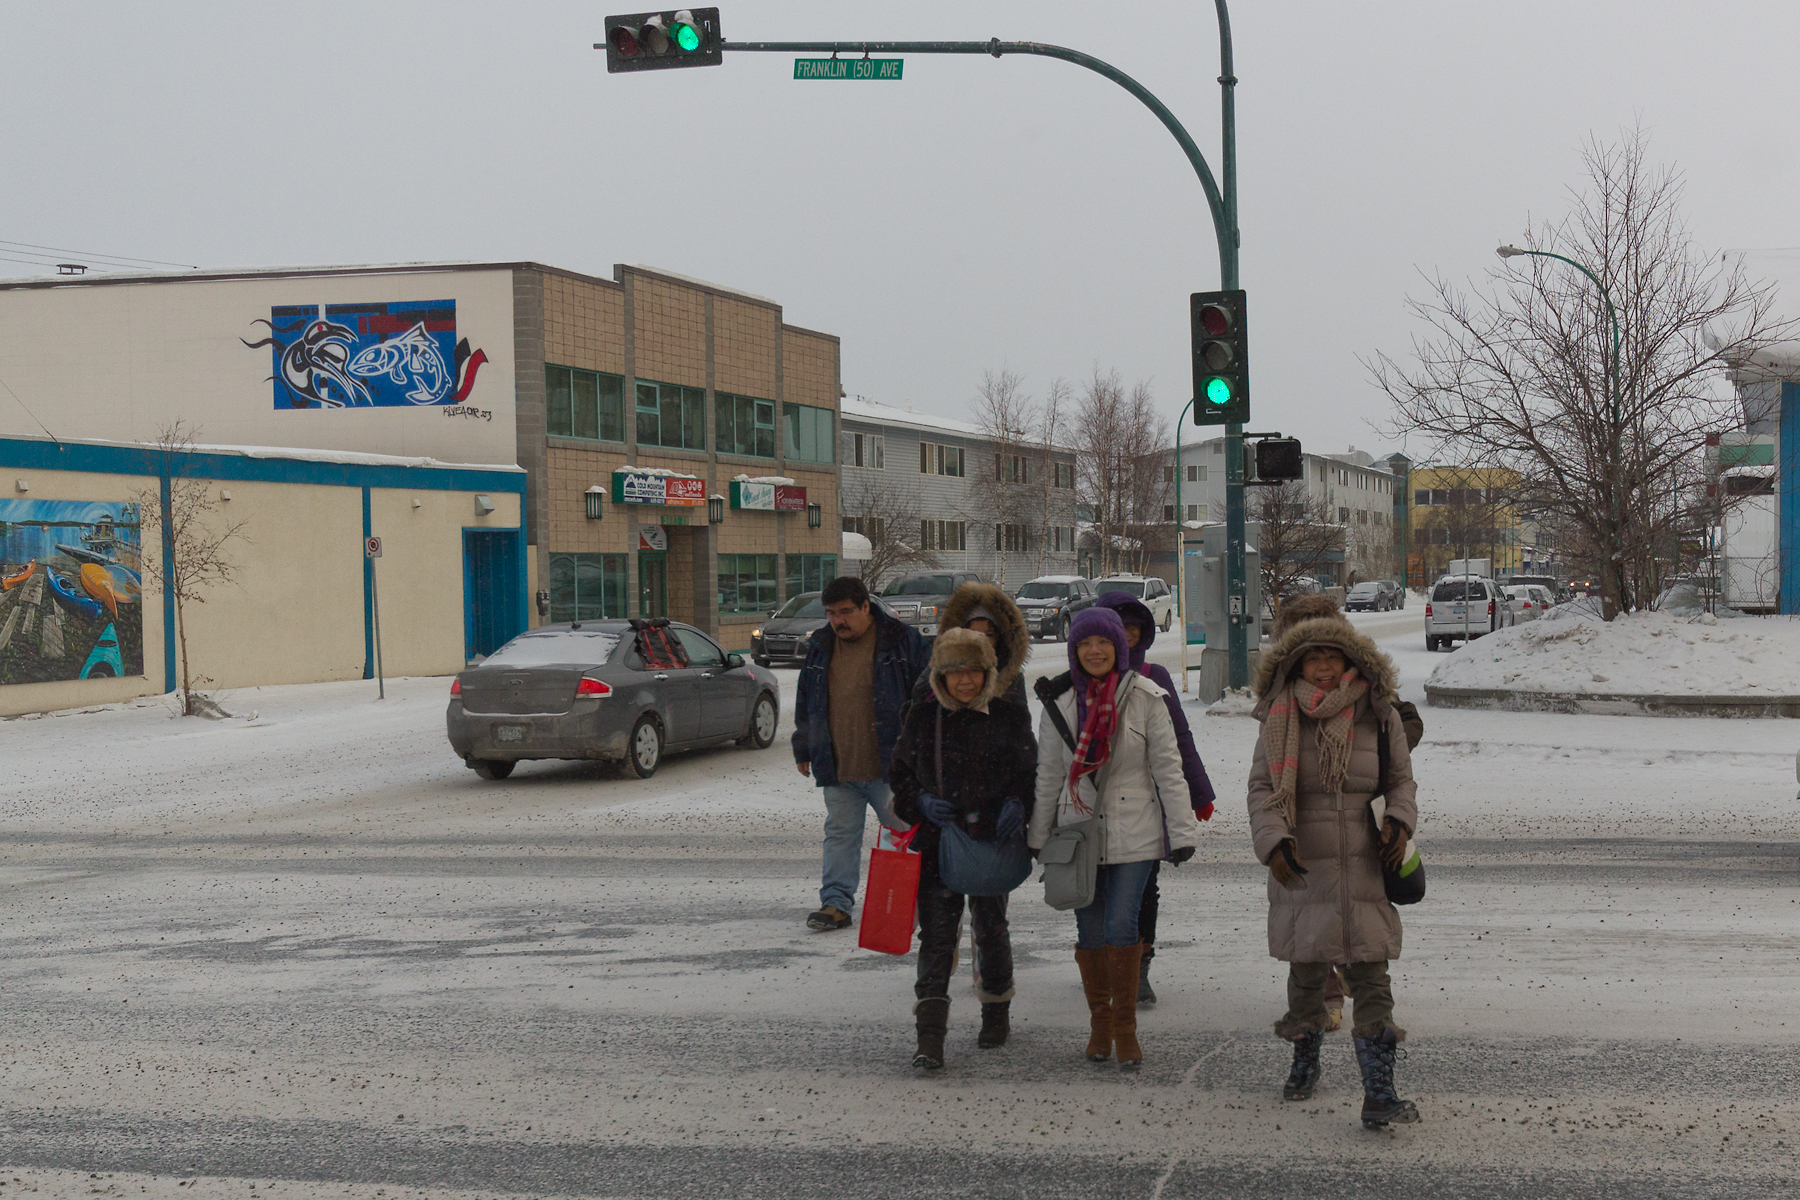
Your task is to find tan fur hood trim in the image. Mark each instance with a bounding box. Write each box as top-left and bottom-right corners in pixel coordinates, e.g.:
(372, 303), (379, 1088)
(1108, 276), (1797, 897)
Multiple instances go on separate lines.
(938, 582), (1030, 693)
(929, 627), (999, 711)
(1252, 616), (1400, 708)
(1272, 593), (1343, 638)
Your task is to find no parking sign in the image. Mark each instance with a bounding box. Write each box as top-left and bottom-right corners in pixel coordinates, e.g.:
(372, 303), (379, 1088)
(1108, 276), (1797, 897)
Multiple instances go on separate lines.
(365, 536), (382, 558)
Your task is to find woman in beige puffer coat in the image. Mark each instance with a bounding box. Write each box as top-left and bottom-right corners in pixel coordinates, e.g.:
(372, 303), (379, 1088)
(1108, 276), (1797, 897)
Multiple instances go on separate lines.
(1247, 615), (1420, 1130)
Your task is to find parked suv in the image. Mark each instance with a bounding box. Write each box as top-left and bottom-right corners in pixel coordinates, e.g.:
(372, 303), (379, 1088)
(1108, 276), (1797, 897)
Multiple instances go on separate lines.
(878, 570), (984, 641)
(1425, 575), (1505, 650)
(1091, 575), (1176, 631)
(1346, 580), (1404, 611)
(1501, 583), (1555, 623)
(1013, 575), (1098, 641)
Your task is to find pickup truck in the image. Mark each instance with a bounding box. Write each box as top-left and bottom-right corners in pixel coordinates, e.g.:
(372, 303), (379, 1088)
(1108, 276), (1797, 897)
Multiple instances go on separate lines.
(876, 570), (984, 641)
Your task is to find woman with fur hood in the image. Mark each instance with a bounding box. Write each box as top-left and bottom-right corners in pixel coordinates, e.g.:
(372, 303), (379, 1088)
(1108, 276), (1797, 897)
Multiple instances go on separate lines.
(1028, 606), (1200, 1067)
(907, 582), (1030, 713)
(889, 628), (1038, 1069)
(1247, 614), (1421, 1129)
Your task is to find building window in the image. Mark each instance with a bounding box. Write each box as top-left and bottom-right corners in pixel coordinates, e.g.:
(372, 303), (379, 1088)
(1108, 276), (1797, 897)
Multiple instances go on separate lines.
(920, 519), (966, 551)
(996, 523), (1029, 553)
(920, 442), (965, 477)
(1054, 461), (1075, 488)
(996, 453), (1029, 483)
(782, 404), (835, 464)
(546, 365), (625, 442)
(1357, 509), (1369, 525)
(716, 393), (776, 458)
(1162, 504), (1177, 522)
(843, 515), (884, 540)
(1185, 464), (1197, 483)
(843, 431), (884, 469)
(1162, 465), (1175, 483)
(636, 380), (707, 451)
(1186, 504), (1199, 522)
(1050, 525), (1077, 552)
(718, 553), (778, 615)
(1338, 507), (1350, 524)
(785, 553), (838, 598)
(547, 553), (627, 622)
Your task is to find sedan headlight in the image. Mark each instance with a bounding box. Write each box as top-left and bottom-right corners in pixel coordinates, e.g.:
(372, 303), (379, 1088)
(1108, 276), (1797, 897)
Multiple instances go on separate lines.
(752, 627), (762, 639)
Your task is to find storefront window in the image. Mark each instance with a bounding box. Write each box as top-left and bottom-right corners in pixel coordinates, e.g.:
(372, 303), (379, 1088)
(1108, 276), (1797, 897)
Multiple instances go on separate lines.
(546, 365), (624, 442)
(635, 380), (707, 451)
(547, 553), (627, 622)
(716, 392), (776, 459)
(718, 553), (778, 615)
(785, 554), (838, 599)
(782, 403), (835, 465)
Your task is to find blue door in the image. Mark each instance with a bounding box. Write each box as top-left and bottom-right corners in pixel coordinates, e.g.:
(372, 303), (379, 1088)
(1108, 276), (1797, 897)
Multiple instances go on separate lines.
(464, 530), (523, 660)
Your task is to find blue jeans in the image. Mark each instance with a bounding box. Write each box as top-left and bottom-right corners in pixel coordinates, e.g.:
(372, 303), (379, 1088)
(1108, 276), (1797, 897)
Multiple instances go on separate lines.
(819, 780), (900, 913)
(1074, 860), (1157, 950)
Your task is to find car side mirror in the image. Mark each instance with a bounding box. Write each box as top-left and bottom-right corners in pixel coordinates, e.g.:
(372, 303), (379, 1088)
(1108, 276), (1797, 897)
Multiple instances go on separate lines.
(727, 652), (746, 669)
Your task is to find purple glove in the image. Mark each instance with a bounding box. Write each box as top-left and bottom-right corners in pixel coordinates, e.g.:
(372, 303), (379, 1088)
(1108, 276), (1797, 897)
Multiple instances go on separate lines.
(995, 798), (1025, 842)
(917, 792), (958, 826)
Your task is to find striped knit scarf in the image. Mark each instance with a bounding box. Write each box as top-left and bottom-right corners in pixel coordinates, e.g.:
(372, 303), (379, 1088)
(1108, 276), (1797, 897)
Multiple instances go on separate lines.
(1067, 671), (1121, 815)
(1260, 668), (1368, 830)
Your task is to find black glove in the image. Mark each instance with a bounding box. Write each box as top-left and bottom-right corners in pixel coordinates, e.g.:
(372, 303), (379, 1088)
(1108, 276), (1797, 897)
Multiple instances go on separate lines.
(995, 797), (1025, 842)
(1167, 845), (1195, 866)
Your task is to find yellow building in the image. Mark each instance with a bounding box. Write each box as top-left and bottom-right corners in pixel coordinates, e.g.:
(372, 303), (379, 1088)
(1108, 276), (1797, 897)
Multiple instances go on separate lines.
(1405, 466), (1527, 581)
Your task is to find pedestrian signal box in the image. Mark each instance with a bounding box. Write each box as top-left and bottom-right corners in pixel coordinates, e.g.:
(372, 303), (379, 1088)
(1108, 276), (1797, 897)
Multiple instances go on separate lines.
(601, 8), (722, 71)
(1191, 289), (1248, 425)
(1255, 437), (1303, 482)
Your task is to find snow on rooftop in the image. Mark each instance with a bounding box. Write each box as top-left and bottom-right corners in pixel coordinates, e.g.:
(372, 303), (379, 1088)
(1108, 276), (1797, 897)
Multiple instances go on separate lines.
(840, 396), (987, 438)
(6, 434), (520, 473)
(732, 474), (796, 485)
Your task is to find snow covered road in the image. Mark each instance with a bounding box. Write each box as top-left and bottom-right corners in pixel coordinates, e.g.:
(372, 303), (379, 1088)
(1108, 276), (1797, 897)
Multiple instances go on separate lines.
(1, 617), (1796, 1198)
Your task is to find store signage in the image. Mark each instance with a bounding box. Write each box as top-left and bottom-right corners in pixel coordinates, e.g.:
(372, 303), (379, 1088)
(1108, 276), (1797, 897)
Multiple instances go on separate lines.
(612, 469), (706, 507)
(637, 527), (668, 551)
(730, 481), (807, 511)
(794, 57), (903, 80)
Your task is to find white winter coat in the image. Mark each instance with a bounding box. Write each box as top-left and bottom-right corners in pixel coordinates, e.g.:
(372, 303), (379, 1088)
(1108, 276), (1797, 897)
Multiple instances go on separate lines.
(1028, 671), (1201, 864)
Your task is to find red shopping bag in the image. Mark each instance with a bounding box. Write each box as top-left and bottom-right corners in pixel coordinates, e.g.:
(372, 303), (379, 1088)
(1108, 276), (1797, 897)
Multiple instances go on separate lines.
(858, 824), (922, 955)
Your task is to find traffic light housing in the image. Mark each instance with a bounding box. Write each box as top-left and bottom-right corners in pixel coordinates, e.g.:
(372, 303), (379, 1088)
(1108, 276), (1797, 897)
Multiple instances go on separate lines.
(602, 9), (722, 71)
(1191, 289), (1248, 425)
(1254, 437), (1303, 482)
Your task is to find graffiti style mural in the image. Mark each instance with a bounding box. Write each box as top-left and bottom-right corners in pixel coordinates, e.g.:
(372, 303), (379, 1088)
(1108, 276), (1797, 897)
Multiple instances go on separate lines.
(243, 300), (489, 409)
(0, 500), (144, 687)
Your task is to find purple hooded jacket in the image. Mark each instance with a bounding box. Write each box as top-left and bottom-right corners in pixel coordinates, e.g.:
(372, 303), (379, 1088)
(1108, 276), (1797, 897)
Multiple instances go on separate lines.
(1093, 590), (1217, 812)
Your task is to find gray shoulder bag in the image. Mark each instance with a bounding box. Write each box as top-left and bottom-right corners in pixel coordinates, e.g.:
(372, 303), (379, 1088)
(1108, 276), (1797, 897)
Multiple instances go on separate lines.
(1040, 700), (1102, 911)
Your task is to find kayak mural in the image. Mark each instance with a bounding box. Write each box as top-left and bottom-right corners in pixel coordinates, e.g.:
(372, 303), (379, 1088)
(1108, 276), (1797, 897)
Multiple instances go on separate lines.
(242, 299), (489, 410)
(0, 500), (144, 687)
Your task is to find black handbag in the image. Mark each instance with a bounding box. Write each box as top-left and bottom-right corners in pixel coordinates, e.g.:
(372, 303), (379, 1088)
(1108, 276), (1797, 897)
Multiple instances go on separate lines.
(932, 708), (1032, 898)
(1373, 708), (1426, 906)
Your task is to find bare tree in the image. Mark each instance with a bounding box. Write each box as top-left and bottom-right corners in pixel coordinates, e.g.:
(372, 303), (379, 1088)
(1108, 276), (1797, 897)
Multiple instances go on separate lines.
(1349, 519), (1397, 583)
(841, 469), (938, 590)
(970, 368), (1036, 589)
(135, 421), (250, 716)
(1372, 126), (1793, 619)
(1223, 482), (1342, 622)
(1034, 378), (1069, 576)
(1073, 369), (1170, 577)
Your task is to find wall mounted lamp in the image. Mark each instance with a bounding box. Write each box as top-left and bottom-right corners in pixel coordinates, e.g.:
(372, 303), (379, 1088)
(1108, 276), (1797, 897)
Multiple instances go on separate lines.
(585, 486), (605, 520)
(806, 502), (822, 529)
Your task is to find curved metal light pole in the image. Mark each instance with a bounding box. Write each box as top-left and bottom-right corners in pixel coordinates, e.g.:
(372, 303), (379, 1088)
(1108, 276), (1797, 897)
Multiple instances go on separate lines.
(1496, 245), (1624, 611)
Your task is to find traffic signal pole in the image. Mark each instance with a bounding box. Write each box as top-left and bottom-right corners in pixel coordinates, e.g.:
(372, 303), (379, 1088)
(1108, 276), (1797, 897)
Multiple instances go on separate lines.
(721, 14), (1248, 686)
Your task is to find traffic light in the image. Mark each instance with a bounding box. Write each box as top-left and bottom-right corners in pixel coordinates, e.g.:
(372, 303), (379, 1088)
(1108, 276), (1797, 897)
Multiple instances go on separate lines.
(1191, 289), (1248, 425)
(1255, 437), (1303, 481)
(601, 8), (722, 71)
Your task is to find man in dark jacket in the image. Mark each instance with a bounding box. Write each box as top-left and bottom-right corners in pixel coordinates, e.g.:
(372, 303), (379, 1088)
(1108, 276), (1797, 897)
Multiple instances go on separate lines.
(793, 575), (931, 931)
(889, 628), (1037, 1066)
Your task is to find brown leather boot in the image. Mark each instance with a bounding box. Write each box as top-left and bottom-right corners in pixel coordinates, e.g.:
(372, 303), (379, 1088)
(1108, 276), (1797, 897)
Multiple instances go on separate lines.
(1074, 948), (1112, 1061)
(1109, 943), (1145, 1066)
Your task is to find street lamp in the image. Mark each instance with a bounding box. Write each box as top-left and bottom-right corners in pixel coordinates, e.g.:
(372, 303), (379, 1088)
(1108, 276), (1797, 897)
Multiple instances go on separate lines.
(1495, 244), (1624, 611)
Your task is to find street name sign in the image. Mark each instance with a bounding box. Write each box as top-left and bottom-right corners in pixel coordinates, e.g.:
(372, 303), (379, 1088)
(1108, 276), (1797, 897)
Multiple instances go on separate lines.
(793, 57), (903, 80)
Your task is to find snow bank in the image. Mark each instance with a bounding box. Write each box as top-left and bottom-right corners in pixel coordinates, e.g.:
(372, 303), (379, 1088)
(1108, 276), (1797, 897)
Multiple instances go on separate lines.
(1427, 609), (1800, 697)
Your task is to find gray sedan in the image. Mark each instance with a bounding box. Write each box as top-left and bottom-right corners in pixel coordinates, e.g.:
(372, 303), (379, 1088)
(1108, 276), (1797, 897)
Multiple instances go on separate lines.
(446, 620), (781, 780)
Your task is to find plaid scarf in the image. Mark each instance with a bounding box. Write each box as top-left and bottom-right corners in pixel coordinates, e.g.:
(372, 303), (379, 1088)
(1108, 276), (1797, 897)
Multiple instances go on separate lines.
(1260, 668), (1368, 831)
(1067, 671), (1121, 814)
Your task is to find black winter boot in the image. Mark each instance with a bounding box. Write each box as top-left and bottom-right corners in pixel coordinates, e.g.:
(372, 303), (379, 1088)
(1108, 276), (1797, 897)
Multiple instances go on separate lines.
(1283, 1029), (1324, 1101)
(977, 1001), (1010, 1049)
(912, 998), (950, 1069)
(1353, 1026), (1420, 1128)
(1137, 950), (1157, 1006)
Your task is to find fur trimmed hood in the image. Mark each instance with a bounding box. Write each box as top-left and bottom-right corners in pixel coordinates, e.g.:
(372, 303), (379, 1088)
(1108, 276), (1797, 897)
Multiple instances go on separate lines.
(1252, 616), (1400, 710)
(1272, 593), (1343, 638)
(938, 582), (1030, 694)
(929, 627), (1000, 711)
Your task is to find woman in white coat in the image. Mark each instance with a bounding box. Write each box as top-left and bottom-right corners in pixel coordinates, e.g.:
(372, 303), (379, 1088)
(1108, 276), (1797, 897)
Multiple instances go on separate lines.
(1028, 606), (1200, 1066)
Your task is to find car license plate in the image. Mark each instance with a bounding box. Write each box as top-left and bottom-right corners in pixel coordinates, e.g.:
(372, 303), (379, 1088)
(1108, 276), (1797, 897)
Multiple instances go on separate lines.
(496, 725), (527, 743)
(1452, 605), (1465, 615)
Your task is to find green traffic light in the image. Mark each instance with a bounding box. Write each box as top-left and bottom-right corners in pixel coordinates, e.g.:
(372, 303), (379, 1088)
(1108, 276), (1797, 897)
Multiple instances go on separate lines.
(675, 22), (701, 51)
(1205, 376), (1233, 406)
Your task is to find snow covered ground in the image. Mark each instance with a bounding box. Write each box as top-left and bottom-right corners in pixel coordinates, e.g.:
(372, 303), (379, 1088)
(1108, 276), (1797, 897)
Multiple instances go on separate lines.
(1425, 607), (1800, 697)
(0, 613), (1797, 1197)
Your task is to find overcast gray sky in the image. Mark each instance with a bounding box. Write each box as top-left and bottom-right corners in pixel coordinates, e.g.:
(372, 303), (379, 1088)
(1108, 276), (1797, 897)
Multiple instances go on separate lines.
(3, 2), (1796, 458)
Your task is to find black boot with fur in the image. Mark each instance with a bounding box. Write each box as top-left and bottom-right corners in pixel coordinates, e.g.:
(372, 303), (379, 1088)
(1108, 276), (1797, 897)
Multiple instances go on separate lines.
(913, 998), (950, 1069)
(977, 1001), (1010, 1049)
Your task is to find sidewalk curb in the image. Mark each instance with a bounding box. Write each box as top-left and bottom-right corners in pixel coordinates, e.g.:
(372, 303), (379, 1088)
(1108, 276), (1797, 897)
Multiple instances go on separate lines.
(1424, 684), (1800, 719)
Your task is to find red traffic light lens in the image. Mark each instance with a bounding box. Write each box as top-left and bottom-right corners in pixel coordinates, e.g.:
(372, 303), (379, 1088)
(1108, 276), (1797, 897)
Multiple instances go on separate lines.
(609, 25), (642, 56)
(1199, 303), (1231, 337)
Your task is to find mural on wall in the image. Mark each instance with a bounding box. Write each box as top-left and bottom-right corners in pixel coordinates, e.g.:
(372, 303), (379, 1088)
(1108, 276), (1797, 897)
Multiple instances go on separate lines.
(0, 500), (144, 687)
(243, 300), (489, 409)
